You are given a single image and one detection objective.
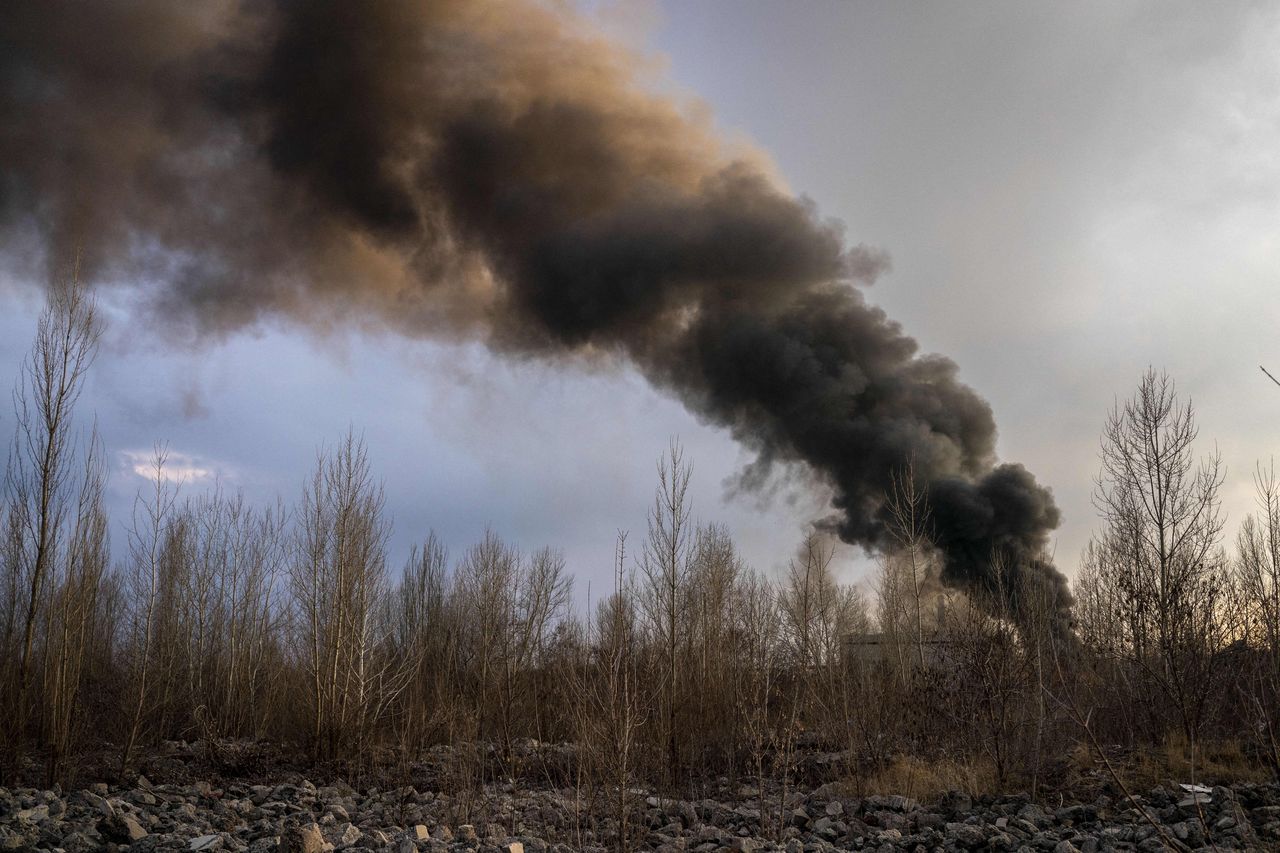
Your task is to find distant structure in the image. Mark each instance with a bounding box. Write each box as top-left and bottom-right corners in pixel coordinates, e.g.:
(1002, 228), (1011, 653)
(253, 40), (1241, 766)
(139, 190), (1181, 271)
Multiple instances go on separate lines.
(843, 632), (957, 668)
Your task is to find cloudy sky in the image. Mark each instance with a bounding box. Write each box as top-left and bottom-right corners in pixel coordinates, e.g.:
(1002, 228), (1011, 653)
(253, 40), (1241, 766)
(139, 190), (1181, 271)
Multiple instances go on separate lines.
(1, 1), (1278, 596)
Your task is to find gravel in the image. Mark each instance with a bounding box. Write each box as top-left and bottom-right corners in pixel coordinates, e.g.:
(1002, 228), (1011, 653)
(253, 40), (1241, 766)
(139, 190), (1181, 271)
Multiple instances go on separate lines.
(2, 760), (1278, 851)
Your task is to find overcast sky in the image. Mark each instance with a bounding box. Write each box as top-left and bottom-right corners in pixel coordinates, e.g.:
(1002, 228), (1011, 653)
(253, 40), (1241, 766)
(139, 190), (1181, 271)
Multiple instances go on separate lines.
(2, 1), (1278, 596)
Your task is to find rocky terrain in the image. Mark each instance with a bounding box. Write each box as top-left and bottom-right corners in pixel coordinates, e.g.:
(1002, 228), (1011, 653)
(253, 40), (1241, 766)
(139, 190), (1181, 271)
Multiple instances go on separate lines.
(3, 770), (1280, 853)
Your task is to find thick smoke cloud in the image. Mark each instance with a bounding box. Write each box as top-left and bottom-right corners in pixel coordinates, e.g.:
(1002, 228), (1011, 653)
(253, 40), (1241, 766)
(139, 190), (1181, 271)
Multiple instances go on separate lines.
(0, 0), (1072, 636)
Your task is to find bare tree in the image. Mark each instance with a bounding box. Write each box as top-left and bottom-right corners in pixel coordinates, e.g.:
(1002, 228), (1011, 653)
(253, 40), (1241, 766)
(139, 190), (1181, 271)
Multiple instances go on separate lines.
(41, 426), (108, 784)
(884, 461), (938, 670)
(639, 439), (693, 789)
(568, 532), (649, 853)
(289, 430), (403, 764)
(1089, 368), (1229, 747)
(2, 269), (100, 768)
(120, 446), (182, 774)
(392, 532), (456, 758)
(1235, 461), (1280, 770)
(731, 569), (782, 835)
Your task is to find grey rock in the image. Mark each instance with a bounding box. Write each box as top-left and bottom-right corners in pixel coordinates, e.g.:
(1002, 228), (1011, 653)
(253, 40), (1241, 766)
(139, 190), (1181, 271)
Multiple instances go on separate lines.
(14, 805), (48, 823)
(130, 787), (158, 806)
(79, 790), (115, 818)
(60, 829), (98, 853)
(946, 822), (987, 848)
(278, 823), (326, 853)
(987, 832), (1015, 850)
(939, 791), (973, 815)
(101, 812), (148, 842)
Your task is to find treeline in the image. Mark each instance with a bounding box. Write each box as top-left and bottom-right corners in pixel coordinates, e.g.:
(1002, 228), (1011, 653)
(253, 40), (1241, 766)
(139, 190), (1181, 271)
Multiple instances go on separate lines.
(2, 278), (1278, 805)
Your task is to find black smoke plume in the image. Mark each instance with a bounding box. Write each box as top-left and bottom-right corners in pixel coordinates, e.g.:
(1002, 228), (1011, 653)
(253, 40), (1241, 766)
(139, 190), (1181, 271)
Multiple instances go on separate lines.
(0, 0), (1072, 637)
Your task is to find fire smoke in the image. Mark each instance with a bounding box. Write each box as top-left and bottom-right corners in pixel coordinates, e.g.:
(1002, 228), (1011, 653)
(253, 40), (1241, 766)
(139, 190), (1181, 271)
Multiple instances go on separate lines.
(0, 0), (1072, 637)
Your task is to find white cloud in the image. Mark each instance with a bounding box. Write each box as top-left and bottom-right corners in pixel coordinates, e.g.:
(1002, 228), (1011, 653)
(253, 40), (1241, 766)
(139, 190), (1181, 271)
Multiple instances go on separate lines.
(119, 449), (224, 485)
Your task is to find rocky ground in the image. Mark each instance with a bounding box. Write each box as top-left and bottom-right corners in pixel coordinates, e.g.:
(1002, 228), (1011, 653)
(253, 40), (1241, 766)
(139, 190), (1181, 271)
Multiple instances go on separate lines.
(1, 747), (1278, 852)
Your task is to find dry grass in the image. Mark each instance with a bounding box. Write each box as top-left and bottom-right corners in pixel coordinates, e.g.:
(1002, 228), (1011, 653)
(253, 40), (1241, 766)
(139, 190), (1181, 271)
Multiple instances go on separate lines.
(1069, 737), (1273, 790)
(852, 755), (998, 801)
(1133, 738), (1271, 787)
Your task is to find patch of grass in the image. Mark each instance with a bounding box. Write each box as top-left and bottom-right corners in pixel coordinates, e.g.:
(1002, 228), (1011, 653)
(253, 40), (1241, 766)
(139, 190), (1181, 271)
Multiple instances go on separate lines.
(1135, 737), (1272, 787)
(1070, 736), (1273, 790)
(852, 755), (997, 801)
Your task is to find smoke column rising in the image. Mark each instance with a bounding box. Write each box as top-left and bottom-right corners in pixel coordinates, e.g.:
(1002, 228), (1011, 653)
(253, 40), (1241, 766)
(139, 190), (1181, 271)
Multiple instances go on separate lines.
(0, 0), (1072, 635)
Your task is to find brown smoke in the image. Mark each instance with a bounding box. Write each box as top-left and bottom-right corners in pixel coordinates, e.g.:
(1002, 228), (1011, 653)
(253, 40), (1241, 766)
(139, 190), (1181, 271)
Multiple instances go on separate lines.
(0, 0), (1072, 637)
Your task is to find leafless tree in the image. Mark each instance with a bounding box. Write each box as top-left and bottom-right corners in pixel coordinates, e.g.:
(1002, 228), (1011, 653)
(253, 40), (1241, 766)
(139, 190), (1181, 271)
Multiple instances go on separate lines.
(41, 425), (108, 783)
(731, 569), (783, 834)
(1235, 461), (1280, 770)
(120, 446), (182, 774)
(568, 532), (649, 852)
(639, 439), (693, 788)
(1088, 368), (1229, 747)
(290, 430), (406, 764)
(392, 532), (456, 758)
(2, 268), (101, 771)
(884, 461), (938, 670)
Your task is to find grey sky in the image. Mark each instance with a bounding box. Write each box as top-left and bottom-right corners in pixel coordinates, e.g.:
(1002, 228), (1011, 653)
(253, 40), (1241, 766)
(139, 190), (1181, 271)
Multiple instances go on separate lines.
(1, 1), (1277, 594)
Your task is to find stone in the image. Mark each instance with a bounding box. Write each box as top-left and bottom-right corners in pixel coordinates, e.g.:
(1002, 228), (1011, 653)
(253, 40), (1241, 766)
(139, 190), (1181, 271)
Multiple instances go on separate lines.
(824, 801), (843, 817)
(939, 791), (973, 814)
(14, 805), (47, 823)
(0, 829), (29, 851)
(80, 790), (115, 818)
(1016, 803), (1048, 828)
(1055, 804), (1091, 824)
(278, 823), (326, 853)
(338, 823), (361, 846)
(947, 822), (987, 848)
(101, 812), (148, 843)
(130, 788), (157, 806)
(190, 834), (225, 851)
(412, 824), (430, 840)
(1053, 841), (1080, 853)
(500, 843), (524, 853)
(60, 830), (98, 853)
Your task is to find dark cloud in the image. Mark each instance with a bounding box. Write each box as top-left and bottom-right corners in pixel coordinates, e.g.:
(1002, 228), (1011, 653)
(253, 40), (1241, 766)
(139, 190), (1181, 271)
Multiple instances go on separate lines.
(0, 0), (1071, 634)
